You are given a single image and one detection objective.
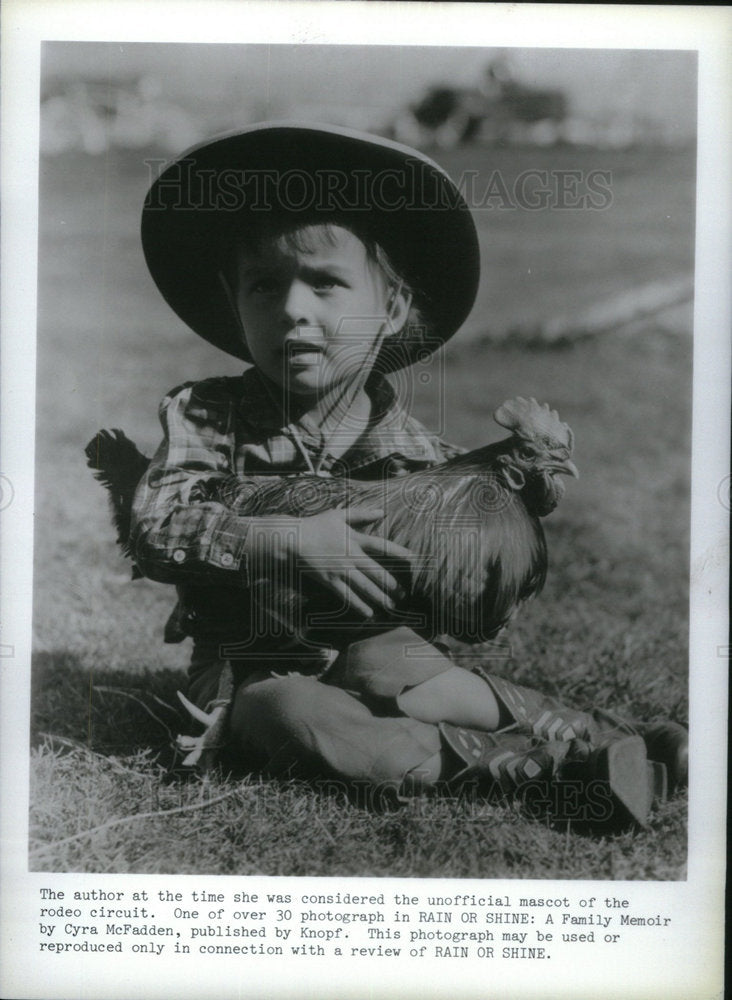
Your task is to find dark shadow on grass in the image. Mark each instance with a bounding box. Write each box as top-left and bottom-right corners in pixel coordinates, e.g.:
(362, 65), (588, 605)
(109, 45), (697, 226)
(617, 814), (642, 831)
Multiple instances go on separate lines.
(31, 650), (188, 770)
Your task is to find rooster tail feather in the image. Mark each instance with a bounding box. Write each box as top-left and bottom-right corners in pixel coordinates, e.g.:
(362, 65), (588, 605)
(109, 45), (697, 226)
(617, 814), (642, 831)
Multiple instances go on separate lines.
(85, 428), (150, 556)
(84, 428), (150, 488)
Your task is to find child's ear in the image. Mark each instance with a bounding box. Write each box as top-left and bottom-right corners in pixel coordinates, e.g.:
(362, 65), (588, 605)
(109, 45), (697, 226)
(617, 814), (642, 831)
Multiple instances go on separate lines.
(386, 286), (413, 336)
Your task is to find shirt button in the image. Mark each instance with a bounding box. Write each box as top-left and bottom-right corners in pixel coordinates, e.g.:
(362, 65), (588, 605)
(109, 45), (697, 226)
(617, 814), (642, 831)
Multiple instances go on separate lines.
(220, 552), (235, 567)
(172, 549), (186, 563)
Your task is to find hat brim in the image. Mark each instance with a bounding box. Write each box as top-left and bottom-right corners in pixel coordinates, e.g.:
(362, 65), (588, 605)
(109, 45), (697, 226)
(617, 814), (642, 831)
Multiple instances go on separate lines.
(141, 122), (480, 370)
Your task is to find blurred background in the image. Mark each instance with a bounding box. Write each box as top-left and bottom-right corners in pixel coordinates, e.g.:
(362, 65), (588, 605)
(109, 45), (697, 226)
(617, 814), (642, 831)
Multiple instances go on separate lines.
(34, 42), (695, 699)
(41, 44), (696, 154)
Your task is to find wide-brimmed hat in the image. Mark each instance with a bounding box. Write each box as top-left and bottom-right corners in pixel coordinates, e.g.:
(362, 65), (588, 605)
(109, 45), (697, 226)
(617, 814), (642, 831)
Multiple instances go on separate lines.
(141, 122), (480, 370)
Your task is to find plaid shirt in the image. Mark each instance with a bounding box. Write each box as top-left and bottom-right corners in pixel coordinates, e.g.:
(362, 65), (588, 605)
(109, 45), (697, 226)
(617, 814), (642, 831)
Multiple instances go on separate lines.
(130, 367), (462, 644)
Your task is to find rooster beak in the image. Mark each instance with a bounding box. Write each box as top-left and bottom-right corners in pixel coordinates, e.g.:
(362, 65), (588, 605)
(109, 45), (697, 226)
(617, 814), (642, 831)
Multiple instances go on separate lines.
(555, 459), (579, 479)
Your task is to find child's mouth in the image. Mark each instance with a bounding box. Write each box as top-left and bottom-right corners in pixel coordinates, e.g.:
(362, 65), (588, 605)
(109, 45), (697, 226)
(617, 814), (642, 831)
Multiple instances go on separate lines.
(283, 339), (325, 367)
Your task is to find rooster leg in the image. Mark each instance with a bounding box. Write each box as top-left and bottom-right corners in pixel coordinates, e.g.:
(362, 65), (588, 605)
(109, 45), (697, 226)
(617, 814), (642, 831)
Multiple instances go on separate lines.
(175, 665), (235, 770)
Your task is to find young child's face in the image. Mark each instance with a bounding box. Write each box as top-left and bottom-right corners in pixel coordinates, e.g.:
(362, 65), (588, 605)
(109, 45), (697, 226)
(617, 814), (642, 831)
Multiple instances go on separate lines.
(233, 225), (403, 399)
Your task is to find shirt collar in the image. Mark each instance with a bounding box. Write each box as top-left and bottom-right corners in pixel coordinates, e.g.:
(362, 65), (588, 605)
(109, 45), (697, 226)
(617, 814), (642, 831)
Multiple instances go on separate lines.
(239, 366), (398, 428)
(237, 367), (293, 433)
(237, 366), (434, 471)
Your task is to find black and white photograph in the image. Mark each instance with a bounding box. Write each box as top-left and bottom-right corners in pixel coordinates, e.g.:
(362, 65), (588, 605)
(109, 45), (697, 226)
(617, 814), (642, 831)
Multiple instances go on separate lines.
(30, 38), (697, 874)
(1, 3), (728, 999)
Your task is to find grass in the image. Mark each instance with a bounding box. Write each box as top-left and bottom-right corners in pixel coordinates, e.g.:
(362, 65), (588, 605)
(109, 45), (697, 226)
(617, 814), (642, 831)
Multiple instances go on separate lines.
(29, 142), (691, 876)
(30, 739), (687, 878)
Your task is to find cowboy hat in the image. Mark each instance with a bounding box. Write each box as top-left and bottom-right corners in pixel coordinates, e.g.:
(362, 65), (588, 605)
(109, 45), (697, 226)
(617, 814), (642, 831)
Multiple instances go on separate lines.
(141, 121), (480, 370)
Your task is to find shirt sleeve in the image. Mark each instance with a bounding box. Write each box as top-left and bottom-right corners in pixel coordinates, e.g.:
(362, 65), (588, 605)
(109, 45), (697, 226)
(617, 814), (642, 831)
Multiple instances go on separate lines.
(379, 410), (466, 469)
(400, 413), (467, 465)
(130, 381), (256, 587)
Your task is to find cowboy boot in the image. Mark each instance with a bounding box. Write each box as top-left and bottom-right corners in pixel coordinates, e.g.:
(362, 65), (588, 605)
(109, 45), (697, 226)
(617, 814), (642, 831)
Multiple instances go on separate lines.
(439, 723), (656, 828)
(473, 668), (688, 794)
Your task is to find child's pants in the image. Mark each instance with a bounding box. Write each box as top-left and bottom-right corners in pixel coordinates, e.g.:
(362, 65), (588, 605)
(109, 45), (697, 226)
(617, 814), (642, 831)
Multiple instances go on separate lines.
(183, 625), (687, 830)
(190, 627), (457, 786)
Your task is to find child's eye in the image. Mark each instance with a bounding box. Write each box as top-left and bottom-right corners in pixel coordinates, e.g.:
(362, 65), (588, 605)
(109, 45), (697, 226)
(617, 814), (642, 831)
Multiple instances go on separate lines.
(311, 277), (337, 292)
(250, 277), (280, 295)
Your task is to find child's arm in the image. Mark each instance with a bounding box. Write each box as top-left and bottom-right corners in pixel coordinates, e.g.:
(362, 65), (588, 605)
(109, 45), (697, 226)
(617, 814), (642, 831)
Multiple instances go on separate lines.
(130, 381), (408, 616)
(129, 382), (251, 586)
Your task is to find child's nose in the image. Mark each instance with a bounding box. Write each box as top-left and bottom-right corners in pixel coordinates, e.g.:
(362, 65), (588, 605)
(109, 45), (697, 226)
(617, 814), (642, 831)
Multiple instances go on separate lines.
(281, 279), (315, 325)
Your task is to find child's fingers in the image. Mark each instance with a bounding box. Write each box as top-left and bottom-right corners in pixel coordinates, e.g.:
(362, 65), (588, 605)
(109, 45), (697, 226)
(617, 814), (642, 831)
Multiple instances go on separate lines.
(358, 534), (415, 567)
(347, 556), (401, 598)
(344, 567), (398, 614)
(342, 506), (385, 526)
(327, 577), (378, 620)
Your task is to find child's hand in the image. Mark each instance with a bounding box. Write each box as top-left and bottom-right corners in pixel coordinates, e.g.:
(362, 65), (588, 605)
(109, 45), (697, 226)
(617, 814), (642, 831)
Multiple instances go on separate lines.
(244, 507), (412, 618)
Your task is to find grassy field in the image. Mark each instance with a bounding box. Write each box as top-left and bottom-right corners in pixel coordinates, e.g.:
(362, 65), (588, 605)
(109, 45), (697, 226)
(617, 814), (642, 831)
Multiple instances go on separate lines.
(29, 142), (693, 876)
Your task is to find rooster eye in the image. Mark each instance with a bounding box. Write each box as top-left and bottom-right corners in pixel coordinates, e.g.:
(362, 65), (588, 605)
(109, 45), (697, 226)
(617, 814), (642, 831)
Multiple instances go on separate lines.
(518, 444), (537, 460)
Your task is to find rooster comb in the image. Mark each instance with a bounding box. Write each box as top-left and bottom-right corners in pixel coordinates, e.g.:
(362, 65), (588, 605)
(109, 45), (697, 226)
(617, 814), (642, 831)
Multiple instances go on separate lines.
(493, 397), (574, 451)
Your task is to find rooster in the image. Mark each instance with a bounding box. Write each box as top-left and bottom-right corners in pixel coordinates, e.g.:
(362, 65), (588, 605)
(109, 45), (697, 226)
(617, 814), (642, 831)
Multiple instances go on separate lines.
(84, 429), (151, 579)
(86, 396), (577, 645)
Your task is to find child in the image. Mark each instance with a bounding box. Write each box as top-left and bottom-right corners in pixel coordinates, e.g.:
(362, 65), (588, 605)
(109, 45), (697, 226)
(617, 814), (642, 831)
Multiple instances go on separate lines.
(129, 123), (686, 827)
